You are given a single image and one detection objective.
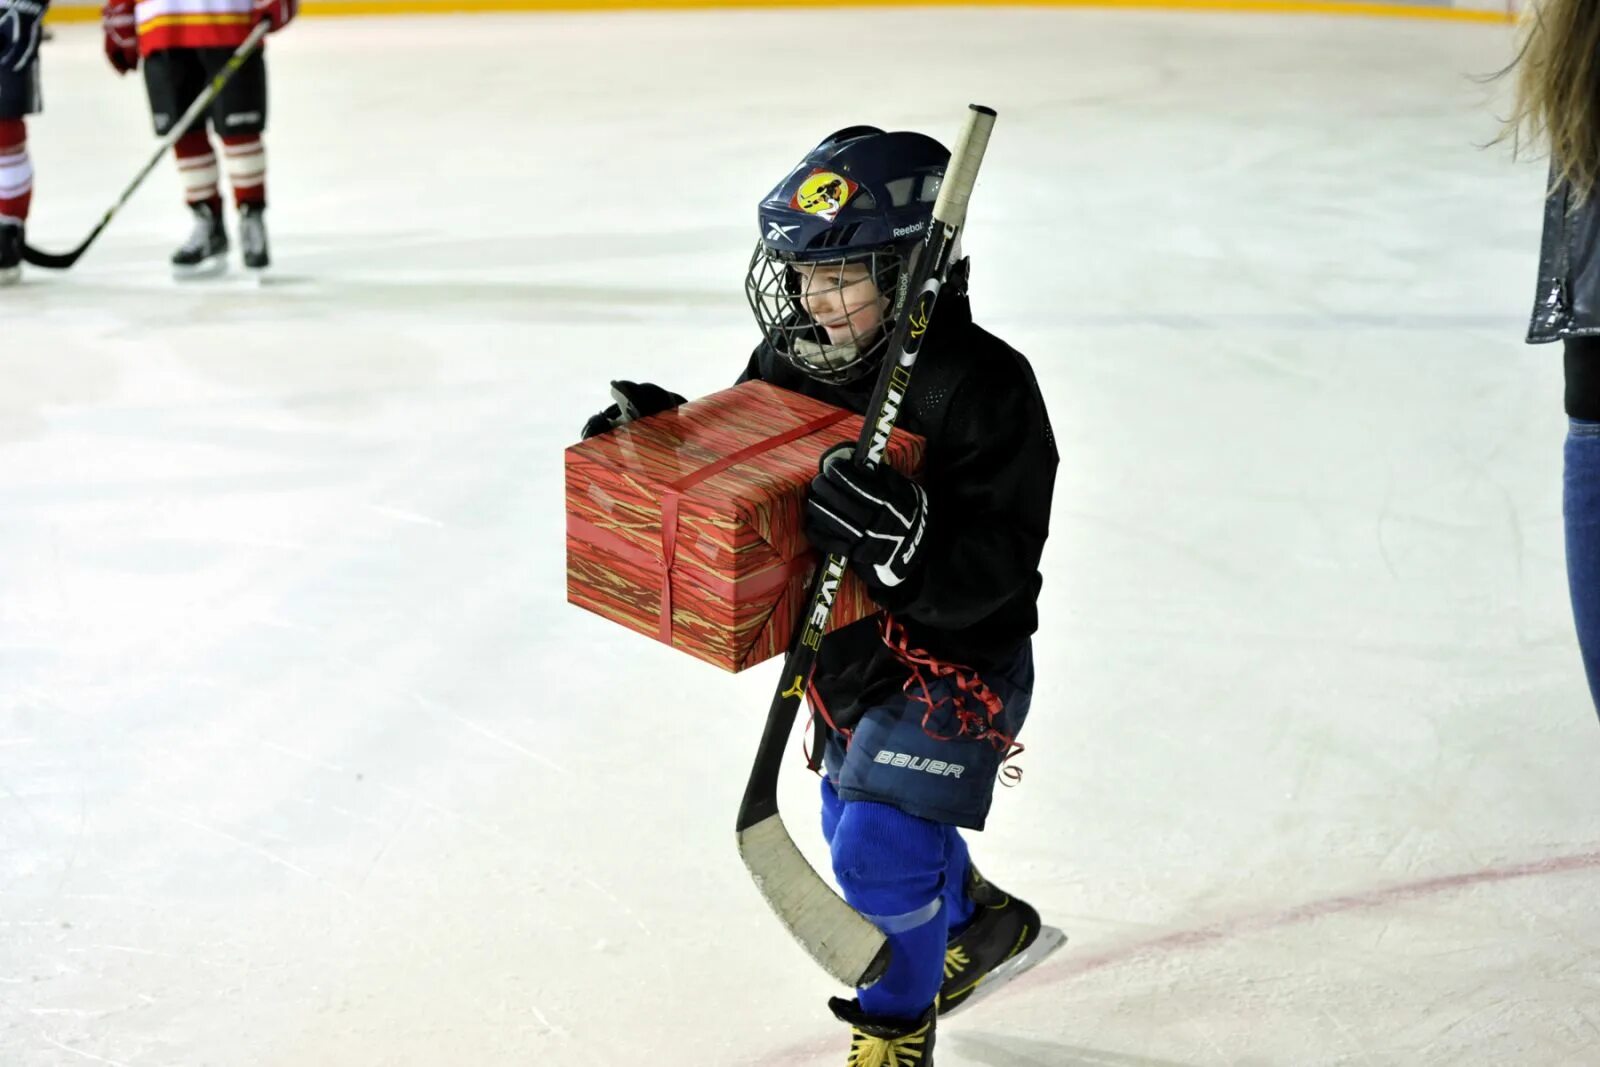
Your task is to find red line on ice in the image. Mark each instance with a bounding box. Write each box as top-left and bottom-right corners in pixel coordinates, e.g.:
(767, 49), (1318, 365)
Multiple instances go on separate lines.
(753, 848), (1600, 1064)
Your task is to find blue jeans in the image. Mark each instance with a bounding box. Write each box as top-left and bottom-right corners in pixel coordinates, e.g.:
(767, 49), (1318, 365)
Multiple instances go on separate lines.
(1567, 418), (1600, 714)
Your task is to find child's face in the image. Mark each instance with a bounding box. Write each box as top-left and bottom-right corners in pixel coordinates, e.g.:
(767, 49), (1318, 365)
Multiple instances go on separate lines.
(792, 260), (887, 348)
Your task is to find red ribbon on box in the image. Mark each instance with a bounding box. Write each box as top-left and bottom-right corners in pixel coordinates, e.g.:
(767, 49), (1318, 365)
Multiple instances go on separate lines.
(572, 408), (851, 646)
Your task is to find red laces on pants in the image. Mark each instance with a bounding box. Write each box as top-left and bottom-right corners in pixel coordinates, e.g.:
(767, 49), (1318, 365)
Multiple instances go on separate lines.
(800, 679), (850, 775)
(879, 615), (1024, 785)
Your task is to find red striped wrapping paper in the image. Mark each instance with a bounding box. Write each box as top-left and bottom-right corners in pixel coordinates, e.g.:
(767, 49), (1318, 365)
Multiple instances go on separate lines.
(564, 379), (926, 672)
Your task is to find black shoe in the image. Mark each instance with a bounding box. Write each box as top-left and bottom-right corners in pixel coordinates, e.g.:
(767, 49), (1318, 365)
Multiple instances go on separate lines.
(829, 996), (936, 1066)
(172, 202), (228, 278)
(938, 865), (1043, 1015)
(0, 221), (20, 285)
(238, 202), (269, 271)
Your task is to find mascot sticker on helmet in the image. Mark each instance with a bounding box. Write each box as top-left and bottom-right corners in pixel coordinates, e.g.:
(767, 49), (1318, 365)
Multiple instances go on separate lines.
(791, 170), (858, 221)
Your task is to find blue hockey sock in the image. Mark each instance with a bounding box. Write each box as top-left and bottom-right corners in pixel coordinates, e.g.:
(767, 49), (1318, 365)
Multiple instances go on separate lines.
(942, 826), (975, 934)
(823, 778), (976, 939)
(821, 775), (845, 844)
(829, 797), (949, 1018)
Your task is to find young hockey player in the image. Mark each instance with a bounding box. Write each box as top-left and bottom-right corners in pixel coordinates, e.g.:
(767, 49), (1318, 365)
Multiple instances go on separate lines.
(0, 0), (45, 285)
(100, 0), (293, 277)
(584, 126), (1059, 1066)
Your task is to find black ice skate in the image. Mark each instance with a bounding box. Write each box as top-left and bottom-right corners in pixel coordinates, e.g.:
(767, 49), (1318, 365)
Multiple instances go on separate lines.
(0, 221), (21, 286)
(238, 202), (269, 272)
(829, 996), (936, 1067)
(171, 202), (228, 278)
(938, 865), (1065, 1017)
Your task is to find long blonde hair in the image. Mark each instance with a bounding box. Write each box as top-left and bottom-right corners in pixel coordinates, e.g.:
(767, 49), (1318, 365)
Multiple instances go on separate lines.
(1503, 0), (1600, 201)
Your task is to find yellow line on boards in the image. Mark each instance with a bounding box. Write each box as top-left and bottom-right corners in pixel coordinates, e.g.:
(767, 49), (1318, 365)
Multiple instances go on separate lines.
(42, 0), (1518, 24)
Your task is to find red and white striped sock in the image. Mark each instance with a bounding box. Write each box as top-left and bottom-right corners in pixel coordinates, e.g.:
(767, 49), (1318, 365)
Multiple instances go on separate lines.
(174, 130), (222, 215)
(0, 118), (33, 226)
(221, 134), (265, 208)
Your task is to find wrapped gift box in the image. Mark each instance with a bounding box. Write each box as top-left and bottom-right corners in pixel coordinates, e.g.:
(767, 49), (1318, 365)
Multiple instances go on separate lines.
(565, 379), (926, 672)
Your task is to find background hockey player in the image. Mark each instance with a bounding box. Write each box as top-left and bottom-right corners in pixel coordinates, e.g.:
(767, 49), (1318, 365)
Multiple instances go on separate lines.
(100, 0), (293, 276)
(585, 125), (1060, 1065)
(0, 0), (45, 284)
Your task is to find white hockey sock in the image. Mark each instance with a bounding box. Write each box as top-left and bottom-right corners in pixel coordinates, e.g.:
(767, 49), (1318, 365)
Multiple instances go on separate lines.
(0, 139), (33, 223)
(222, 137), (265, 203)
(176, 142), (220, 205)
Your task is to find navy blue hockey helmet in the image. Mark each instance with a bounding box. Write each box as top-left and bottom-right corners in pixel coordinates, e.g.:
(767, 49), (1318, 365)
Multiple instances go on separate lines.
(745, 126), (950, 385)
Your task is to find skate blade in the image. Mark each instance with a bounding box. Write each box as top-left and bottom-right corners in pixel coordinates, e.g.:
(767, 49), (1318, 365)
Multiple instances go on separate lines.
(940, 924), (1066, 1020)
(0, 266), (19, 287)
(173, 255), (229, 281)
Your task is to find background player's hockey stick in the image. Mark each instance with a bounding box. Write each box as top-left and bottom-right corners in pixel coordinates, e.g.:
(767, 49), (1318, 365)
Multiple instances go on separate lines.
(22, 20), (270, 270)
(735, 103), (998, 989)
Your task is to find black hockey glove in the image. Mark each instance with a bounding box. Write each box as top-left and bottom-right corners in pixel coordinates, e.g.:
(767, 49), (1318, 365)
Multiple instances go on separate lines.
(804, 443), (930, 593)
(580, 381), (687, 441)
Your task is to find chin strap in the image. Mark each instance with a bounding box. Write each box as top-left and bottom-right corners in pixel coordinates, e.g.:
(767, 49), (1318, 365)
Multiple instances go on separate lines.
(792, 336), (864, 372)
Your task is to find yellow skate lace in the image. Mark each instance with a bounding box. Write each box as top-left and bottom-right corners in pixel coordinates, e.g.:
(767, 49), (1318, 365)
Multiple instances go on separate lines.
(845, 1019), (932, 1067)
(943, 944), (971, 980)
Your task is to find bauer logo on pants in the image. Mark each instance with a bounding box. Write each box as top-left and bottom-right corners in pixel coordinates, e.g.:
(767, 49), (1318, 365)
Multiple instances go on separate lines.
(791, 170), (857, 221)
(872, 750), (964, 778)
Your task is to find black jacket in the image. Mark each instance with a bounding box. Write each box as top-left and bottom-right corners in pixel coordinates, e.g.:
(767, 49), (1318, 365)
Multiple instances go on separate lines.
(1530, 176), (1600, 341)
(738, 282), (1059, 730)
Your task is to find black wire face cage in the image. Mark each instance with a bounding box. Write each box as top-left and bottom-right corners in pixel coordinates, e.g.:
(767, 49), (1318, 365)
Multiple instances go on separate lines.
(744, 245), (904, 386)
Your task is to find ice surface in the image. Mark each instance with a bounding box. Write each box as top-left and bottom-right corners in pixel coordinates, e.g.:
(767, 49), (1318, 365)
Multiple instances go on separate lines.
(5, 9), (1596, 1065)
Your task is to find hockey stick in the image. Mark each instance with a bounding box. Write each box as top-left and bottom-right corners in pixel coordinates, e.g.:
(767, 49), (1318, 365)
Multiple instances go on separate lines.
(735, 103), (998, 989)
(21, 20), (270, 270)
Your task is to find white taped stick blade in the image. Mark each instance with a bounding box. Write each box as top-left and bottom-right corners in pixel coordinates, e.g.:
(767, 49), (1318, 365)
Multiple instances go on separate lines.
(738, 813), (888, 987)
(931, 104), (997, 230)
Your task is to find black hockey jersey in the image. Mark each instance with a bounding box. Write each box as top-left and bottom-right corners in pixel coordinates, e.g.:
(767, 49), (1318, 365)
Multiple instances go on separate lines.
(738, 277), (1059, 730)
